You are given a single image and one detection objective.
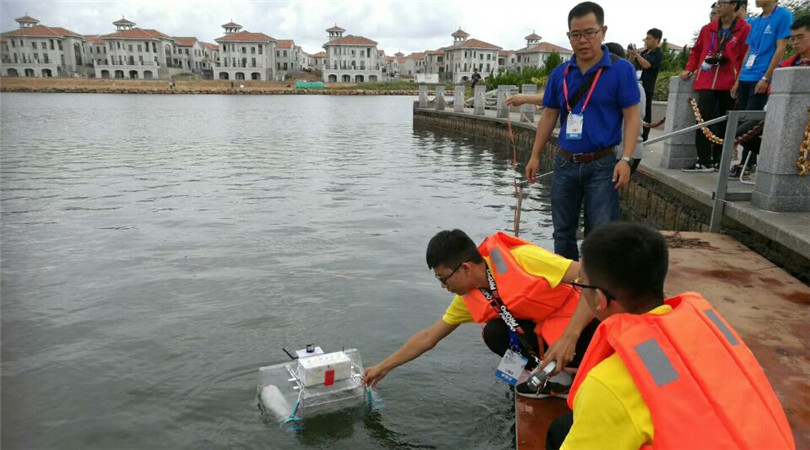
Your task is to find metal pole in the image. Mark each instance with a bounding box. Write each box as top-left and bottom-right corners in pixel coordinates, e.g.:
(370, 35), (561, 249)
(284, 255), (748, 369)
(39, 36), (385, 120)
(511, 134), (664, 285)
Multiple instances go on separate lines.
(644, 115), (729, 145)
(709, 110), (740, 233)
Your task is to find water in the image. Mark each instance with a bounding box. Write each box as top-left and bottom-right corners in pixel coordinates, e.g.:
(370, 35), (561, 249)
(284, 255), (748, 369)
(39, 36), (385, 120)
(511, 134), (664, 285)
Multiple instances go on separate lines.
(1, 93), (554, 449)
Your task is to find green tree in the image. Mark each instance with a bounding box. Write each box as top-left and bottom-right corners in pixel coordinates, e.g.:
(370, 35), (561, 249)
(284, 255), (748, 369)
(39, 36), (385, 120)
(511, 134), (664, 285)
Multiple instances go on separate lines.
(542, 51), (563, 76)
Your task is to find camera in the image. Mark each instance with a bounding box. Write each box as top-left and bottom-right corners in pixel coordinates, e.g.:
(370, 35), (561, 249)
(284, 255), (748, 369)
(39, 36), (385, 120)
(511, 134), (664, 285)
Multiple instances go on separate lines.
(628, 43), (636, 51)
(704, 53), (726, 66)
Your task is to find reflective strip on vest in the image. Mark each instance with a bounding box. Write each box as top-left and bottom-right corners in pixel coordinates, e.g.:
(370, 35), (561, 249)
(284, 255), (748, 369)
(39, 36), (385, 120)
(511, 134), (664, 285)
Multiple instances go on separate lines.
(704, 309), (739, 346)
(635, 338), (679, 387)
(490, 248), (509, 274)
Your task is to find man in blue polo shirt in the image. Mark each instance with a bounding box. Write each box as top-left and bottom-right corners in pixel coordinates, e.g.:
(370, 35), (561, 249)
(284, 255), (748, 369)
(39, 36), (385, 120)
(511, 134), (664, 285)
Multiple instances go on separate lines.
(525, 1), (640, 261)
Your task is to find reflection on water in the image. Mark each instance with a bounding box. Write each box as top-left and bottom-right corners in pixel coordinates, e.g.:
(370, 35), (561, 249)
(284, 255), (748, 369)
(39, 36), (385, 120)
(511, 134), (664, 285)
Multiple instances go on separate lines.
(1, 93), (553, 449)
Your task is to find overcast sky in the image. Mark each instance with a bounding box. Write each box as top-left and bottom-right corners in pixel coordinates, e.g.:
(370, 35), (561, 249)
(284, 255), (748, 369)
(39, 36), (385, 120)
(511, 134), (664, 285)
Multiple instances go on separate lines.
(2, 0), (728, 55)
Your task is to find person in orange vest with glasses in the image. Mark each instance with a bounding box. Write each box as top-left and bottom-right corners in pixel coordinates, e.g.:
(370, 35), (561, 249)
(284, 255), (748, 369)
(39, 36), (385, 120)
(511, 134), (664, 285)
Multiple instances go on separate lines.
(546, 222), (795, 450)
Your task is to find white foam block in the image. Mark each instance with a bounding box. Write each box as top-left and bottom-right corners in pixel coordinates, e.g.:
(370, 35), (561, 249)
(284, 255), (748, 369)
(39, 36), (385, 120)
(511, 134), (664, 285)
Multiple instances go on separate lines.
(296, 351), (352, 387)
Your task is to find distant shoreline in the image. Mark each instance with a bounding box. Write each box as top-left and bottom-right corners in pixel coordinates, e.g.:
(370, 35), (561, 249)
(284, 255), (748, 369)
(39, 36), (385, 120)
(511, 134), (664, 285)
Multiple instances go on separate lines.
(0, 78), (421, 96)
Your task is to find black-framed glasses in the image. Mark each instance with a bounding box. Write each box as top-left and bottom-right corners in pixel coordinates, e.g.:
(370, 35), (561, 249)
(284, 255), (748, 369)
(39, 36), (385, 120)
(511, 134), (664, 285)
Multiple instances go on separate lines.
(567, 28), (602, 42)
(435, 261), (467, 285)
(570, 280), (614, 301)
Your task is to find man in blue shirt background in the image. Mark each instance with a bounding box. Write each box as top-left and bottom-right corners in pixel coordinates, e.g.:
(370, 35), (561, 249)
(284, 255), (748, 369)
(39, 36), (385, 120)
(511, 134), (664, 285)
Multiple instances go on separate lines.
(731, 0), (793, 175)
(525, 1), (640, 261)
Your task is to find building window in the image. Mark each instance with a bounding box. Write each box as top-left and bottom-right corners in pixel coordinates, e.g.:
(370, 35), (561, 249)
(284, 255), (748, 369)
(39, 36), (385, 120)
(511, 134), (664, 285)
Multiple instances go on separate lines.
(258, 46), (262, 54)
(50, 39), (54, 49)
(283, 50), (287, 57)
(129, 44), (133, 52)
(251, 47), (255, 54)
(252, 57), (256, 67)
(137, 44), (142, 52)
(242, 46), (246, 53)
(44, 54), (49, 63)
(33, 42), (37, 49)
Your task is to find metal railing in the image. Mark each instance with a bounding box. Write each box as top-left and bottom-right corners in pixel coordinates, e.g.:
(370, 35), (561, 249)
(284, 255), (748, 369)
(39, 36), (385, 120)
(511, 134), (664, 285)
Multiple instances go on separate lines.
(647, 109), (767, 232)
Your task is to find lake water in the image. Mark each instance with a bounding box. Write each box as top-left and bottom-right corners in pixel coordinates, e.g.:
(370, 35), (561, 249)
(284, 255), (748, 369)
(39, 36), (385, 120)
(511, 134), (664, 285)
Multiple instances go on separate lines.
(1, 93), (555, 449)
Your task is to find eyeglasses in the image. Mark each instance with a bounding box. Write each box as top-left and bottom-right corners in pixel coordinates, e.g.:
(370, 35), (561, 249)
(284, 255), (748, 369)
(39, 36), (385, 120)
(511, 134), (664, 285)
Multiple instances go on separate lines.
(435, 261), (466, 285)
(567, 29), (602, 42)
(570, 280), (614, 301)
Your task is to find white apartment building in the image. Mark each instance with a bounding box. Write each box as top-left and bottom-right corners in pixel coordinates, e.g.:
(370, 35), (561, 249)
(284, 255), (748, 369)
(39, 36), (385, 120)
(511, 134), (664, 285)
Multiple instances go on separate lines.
(214, 21), (277, 81)
(514, 32), (573, 73)
(173, 37), (209, 77)
(1, 15), (90, 77)
(94, 17), (183, 79)
(310, 51), (327, 72)
(322, 25), (382, 83)
(499, 50), (517, 73)
(443, 29), (501, 83)
(400, 52), (425, 77)
(200, 42), (219, 79)
(276, 39), (306, 79)
(424, 48), (447, 81)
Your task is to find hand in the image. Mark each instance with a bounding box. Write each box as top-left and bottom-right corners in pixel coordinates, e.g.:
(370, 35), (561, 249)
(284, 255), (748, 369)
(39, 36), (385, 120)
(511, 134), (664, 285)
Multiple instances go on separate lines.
(679, 70), (693, 81)
(538, 334), (578, 374)
(731, 81), (739, 99)
(613, 159), (632, 189)
(363, 364), (389, 388)
(755, 79), (769, 94)
(525, 156), (540, 183)
(505, 94), (526, 107)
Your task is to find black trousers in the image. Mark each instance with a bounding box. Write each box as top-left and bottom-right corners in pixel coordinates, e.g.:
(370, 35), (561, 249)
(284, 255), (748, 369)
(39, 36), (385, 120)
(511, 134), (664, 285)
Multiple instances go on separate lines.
(695, 89), (736, 166)
(482, 318), (599, 371)
(642, 88), (654, 142)
(546, 411), (574, 450)
(735, 81), (769, 166)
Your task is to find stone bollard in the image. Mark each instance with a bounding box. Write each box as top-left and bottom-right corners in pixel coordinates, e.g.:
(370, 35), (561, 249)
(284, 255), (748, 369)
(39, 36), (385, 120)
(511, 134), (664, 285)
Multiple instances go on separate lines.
(752, 67), (810, 212)
(497, 85), (511, 119)
(521, 84), (537, 123)
(418, 85), (428, 108)
(454, 85), (465, 112)
(660, 76), (697, 169)
(474, 85), (486, 116)
(435, 85), (446, 111)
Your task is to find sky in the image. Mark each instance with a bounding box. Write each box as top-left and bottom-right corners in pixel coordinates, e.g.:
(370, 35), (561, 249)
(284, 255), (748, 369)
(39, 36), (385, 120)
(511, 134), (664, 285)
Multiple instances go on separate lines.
(0, 0), (723, 55)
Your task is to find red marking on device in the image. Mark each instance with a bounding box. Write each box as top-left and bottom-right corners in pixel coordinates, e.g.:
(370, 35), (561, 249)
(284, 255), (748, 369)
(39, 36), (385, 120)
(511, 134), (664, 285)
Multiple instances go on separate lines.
(324, 367), (335, 386)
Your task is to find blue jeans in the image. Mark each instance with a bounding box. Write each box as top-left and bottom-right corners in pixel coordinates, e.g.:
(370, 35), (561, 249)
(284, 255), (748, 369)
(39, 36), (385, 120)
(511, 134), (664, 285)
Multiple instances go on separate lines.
(550, 151), (620, 260)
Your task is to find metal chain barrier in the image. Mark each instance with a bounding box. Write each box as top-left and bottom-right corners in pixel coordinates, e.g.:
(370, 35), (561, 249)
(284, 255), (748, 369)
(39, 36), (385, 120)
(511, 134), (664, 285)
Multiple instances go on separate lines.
(688, 97), (764, 146)
(798, 107), (810, 177)
(643, 117), (666, 129)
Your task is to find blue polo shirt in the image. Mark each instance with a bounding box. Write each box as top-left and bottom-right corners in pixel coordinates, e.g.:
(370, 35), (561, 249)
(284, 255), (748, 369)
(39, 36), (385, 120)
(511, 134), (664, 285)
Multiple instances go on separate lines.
(543, 45), (640, 153)
(740, 6), (793, 82)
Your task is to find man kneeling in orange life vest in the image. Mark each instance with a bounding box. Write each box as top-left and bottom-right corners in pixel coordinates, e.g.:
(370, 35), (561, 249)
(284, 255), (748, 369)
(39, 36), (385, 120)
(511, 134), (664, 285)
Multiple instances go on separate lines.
(546, 222), (795, 450)
(363, 229), (599, 398)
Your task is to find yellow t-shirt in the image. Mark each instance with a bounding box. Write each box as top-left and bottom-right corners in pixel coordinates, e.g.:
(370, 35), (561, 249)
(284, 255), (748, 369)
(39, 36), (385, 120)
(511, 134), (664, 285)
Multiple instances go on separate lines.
(560, 305), (673, 450)
(441, 244), (573, 325)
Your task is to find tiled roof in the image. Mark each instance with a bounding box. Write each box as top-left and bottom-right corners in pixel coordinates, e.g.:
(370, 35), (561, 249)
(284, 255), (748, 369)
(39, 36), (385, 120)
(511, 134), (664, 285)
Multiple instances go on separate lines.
(447, 38), (501, 51)
(525, 32), (542, 41)
(407, 52), (425, 60)
(395, 56), (406, 64)
(2, 24), (82, 38)
(323, 35), (377, 46)
(276, 39), (294, 49)
(83, 34), (106, 45)
(516, 42), (573, 54)
(385, 56), (395, 62)
(222, 21), (241, 28)
(311, 51), (327, 58)
(201, 41), (219, 51)
(215, 30), (275, 43)
(451, 28), (469, 38)
(113, 17), (136, 26)
(173, 36), (199, 47)
(499, 50), (514, 57)
(427, 48), (446, 55)
(326, 25), (345, 32)
(100, 28), (171, 40)
(15, 15), (39, 23)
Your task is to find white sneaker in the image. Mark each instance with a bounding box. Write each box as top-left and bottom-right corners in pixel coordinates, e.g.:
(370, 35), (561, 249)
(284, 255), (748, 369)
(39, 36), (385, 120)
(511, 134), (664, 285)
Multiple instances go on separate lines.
(516, 370), (572, 399)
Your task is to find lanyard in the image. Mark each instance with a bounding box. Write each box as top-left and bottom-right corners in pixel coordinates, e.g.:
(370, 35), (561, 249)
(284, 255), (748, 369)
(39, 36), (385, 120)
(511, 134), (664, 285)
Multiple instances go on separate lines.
(562, 64), (603, 114)
(751, 6), (778, 55)
(479, 267), (541, 363)
(709, 18), (736, 57)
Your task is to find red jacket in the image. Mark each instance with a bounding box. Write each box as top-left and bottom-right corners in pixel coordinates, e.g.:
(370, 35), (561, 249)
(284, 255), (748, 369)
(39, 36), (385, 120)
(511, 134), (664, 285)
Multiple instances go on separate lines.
(568, 293), (795, 450)
(685, 18), (751, 91)
(779, 54), (806, 67)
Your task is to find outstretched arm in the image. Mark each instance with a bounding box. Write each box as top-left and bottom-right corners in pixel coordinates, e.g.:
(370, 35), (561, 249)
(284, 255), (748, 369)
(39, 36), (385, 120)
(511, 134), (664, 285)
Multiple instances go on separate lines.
(363, 319), (459, 387)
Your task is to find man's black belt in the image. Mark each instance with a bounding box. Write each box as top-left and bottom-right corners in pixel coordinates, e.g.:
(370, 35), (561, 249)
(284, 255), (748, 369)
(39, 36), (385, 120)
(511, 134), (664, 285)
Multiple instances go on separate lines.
(558, 148), (616, 163)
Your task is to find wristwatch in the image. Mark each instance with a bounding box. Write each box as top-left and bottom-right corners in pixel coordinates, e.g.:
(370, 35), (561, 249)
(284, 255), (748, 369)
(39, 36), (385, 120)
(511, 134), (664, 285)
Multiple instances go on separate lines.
(620, 156), (633, 164)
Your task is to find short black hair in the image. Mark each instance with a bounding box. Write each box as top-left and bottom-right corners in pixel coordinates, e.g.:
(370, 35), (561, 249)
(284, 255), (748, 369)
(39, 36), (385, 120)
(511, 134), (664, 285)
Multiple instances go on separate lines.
(426, 229), (483, 269)
(791, 14), (810, 31)
(568, 1), (605, 29)
(606, 42), (625, 59)
(647, 28), (663, 41)
(733, 0), (746, 11)
(581, 222), (668, 308)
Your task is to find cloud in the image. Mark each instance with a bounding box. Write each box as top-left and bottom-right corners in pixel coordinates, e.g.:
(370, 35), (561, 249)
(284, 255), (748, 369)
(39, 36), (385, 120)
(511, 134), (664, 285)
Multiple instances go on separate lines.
(2, 0), (712, 55)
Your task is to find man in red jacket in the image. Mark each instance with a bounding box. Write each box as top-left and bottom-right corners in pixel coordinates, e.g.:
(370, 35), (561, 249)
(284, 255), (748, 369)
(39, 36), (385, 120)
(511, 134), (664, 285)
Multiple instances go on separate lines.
(680, 0), (751, 172)
(782, 15), (810, 68)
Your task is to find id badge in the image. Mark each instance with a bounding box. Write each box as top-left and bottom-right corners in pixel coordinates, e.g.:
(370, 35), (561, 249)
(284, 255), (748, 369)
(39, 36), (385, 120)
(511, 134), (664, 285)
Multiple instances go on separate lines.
(494, 349), (528, 386)
(566, 113), (584, 140)
(635, 69), (642, 80)
(745, 54), (757, 69)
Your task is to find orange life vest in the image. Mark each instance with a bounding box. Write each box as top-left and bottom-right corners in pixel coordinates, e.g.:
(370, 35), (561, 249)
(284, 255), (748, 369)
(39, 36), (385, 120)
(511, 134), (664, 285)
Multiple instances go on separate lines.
(568, 292), (795, 450)
(461, 232), (579, 348)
